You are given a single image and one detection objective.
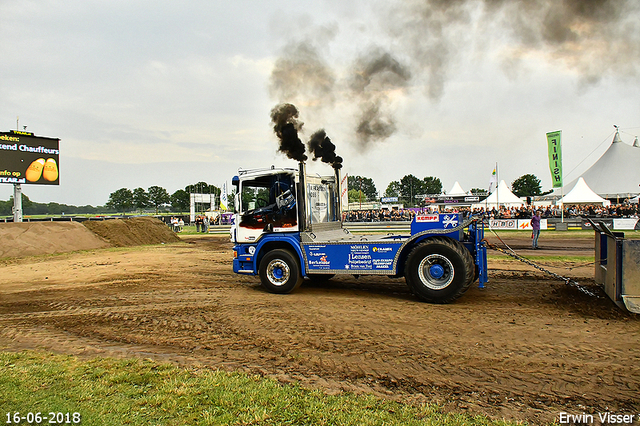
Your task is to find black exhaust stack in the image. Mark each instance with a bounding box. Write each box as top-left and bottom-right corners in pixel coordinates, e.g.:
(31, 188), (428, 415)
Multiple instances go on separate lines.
(334, 167), (342, 220)
(298, 161), (307, 232)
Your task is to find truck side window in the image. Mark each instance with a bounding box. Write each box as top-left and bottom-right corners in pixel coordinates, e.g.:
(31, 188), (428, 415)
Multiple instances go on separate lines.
(241, 186), (270, 211)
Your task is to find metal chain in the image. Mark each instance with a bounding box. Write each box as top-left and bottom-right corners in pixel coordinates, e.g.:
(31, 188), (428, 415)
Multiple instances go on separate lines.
(411, 213), (598, 297)
(482, 237), (599, 298)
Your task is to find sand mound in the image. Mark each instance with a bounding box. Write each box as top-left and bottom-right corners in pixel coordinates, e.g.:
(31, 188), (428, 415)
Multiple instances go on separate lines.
(0, 221), (110, 259)
(82, 216), (180, 247)
(0, 216), (180, 259)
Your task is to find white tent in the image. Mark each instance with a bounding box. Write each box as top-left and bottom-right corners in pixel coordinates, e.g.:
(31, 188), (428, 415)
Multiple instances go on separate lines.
(558, 177), (609, 205)
(447, 181), (466, 195)
(562, 131), (640, 198)
(473, 180), (523, 208)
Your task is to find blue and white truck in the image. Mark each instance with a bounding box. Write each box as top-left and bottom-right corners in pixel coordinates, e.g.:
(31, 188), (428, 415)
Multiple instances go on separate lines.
(231, 163), (488, 303)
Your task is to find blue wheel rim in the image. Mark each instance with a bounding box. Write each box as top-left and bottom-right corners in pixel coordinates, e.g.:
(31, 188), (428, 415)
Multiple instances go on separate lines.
(266, 259), (290, 286)
(418, 254), (454, 290)
(429, 264), (445, 279)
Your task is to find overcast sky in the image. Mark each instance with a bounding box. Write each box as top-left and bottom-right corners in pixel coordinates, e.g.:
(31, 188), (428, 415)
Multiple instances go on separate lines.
(1, 0), (639, 207)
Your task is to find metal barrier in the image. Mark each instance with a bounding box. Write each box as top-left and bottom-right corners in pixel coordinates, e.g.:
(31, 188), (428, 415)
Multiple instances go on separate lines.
(207, 222), (413, 235)
(591, 219), (640, 313)
(208, 225), (232, 234)
(343, 221), (411, 233)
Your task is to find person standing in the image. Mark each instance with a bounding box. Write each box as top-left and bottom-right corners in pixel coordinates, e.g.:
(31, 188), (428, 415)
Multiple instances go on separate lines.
(531, 210), (541, 249)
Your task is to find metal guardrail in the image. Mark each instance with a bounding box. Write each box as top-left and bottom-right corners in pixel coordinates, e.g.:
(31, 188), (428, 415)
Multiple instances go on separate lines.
(208, 218), (634, 234)
(208, 225), (232, 234)
(343, 221), (411, 233)
(207, 222), (412, 235)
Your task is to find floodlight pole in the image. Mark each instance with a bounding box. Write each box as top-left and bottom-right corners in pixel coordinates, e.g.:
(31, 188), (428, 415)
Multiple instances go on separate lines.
(560, 153), (564, 224)
(496, 163), (499, 210)
(13, 184), (23, 223)
(12, 117), (23, 222)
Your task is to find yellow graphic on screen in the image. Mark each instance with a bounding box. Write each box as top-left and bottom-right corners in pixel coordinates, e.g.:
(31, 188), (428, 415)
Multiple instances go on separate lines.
(43, 158), (58, 181)
(26, 158), (46, 182)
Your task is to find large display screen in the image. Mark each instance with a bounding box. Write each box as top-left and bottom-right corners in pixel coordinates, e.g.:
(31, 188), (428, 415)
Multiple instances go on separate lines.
(0, 131), (60, 185)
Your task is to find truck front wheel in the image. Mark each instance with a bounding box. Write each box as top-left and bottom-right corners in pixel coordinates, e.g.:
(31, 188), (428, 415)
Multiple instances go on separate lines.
(405, 237), (474, 303)
(259, 249), (303, 294)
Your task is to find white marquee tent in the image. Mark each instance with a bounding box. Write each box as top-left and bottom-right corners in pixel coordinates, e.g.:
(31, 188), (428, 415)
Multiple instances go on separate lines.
(472, 180), (524, 208)
(447, 181), (467, 195)
(558, 177), (609, 205)
(562, 131), (640, 197)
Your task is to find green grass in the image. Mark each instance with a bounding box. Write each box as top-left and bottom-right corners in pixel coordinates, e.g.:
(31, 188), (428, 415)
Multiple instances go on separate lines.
(177, 225), (214, 235)
(0, 351), (523, 426)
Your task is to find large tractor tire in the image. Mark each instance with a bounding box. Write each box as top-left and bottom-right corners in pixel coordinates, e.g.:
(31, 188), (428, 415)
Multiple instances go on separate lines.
(258, 249), (303, 294)
(405, 237), (474, 303)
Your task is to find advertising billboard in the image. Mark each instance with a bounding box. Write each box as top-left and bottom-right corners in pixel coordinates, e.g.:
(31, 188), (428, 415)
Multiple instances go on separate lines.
(0, 130), (60, 185)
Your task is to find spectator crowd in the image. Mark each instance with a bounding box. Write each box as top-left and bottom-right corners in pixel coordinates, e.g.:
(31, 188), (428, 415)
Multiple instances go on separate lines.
(342, 203), (640, 222)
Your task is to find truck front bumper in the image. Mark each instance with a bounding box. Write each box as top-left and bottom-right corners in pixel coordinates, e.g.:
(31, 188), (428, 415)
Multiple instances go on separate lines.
(233, 244), (257, 275)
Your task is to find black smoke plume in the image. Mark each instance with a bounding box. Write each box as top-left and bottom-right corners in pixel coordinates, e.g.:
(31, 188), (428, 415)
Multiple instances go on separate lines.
(270, 103), (307, 162)
(307, 130), (343, 169)
(350, 50), (411, 144)
(355, 103), (396, 143)
(269, 41), (336, 108)
(269, 0), (639, 148)
(388, 0), (639, 90)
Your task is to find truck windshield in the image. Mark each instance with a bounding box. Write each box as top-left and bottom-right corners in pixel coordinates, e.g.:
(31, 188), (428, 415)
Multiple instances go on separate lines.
(240, 173), (293, 213)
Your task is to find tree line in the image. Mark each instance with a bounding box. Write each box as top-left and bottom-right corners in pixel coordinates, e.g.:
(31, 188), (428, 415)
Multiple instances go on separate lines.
(348, 173), (548, 207)
(0, 194), (104, 216)
(105, 182), (224, 213)
(1, 173), (548, 216)
(0, 181), (227, 217)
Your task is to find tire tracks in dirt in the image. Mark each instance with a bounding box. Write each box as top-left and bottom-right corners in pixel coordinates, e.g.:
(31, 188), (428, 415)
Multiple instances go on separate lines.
(1, 235), (638, 425)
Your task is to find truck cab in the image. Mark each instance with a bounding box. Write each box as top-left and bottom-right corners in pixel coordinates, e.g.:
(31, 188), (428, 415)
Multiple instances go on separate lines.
(231, 163), (487, 304)
(231, 167), (300, 243)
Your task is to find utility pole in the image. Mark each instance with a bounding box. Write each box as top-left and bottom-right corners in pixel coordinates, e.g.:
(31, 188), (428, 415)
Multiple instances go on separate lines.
(13, 116), (22, 222)
(13, 184), (22, 223)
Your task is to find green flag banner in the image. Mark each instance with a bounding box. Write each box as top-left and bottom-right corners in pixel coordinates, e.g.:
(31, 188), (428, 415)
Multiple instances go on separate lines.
(546, 130), (563, 188)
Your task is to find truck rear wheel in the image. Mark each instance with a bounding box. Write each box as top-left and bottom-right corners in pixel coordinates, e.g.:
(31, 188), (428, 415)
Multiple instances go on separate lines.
(259, 249), (303, 294)
(405, 237), (474, 303)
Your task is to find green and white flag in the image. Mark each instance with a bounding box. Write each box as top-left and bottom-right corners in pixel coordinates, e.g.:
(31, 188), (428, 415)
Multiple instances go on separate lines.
(546, 130), (563, 188)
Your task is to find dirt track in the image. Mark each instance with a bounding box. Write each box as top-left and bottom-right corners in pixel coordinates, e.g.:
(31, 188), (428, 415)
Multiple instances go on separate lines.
(0, 232), (638, 424)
